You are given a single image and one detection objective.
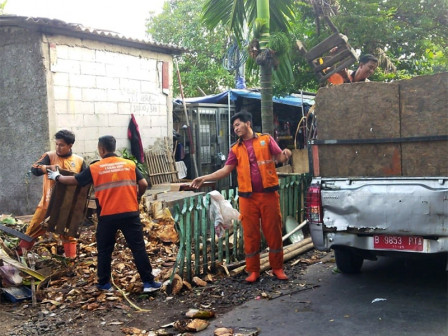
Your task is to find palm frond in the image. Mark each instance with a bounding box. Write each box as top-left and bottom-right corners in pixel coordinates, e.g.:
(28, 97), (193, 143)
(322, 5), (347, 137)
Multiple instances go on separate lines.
(273, 51), (295, 86)
(269, 0), (296, 32)
(202, 0), (249, 42)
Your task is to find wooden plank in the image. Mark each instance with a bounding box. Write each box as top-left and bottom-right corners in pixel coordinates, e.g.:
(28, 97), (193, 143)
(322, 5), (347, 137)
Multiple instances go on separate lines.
(402, 141), (448, 176)
(400, 73), (448, 176)
(305, 33), (348, 60)
(200, 196), (208, 275)
(400, 72), (447, 137)
(276, 165), (293, 173)
(319, 57), (358, 82)
(65, 185), (91, 237)
(313, 48), (354, 72)
(194, 198), (200, 276)
(15, 215), (34, 223)
(317, 144), (401, 177)
(315, 82), (401, 140)
(314, 81), (401, 176)
(291, 149), (309, 174)
(45, 169), (91, 237)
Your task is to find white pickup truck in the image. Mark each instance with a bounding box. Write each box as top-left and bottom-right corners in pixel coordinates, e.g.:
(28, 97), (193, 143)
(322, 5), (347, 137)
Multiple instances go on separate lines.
(306, 73), (448, 273)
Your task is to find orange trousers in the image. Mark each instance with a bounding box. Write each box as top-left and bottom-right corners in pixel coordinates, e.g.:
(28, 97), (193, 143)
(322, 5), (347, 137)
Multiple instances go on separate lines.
(239, 192), (284, 273)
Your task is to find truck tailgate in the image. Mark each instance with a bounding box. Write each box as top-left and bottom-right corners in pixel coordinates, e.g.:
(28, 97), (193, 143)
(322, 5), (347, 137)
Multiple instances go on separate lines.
(321, 178), (448, 236)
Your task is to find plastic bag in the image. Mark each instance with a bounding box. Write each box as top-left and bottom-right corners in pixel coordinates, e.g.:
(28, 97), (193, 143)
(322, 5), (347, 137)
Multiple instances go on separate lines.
(0, 264), (23, 286)
(208, 190), (240, 238)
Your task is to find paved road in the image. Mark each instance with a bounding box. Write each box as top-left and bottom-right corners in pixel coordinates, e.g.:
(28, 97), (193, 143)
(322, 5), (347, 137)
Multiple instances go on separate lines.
(198, 252), (447, 336)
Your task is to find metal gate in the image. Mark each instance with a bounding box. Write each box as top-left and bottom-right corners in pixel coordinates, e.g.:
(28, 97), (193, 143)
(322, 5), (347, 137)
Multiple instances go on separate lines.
(173, 103), (235, 189)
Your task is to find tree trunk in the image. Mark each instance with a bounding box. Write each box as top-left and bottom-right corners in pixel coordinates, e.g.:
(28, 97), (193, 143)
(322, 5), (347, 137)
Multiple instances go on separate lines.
(260, 64), (274, 134)
(257, 0), (274, 135)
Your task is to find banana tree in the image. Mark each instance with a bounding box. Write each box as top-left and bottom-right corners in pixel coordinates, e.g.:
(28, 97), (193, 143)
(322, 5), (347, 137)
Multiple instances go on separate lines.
(202, 0), (295, 134)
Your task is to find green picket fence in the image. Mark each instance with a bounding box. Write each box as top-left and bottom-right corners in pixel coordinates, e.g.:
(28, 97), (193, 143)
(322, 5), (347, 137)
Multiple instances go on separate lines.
(171, 173), (311, 282)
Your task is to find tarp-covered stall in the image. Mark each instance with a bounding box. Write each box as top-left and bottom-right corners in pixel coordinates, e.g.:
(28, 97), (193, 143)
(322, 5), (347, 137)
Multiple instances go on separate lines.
(173, 89), (315, 183)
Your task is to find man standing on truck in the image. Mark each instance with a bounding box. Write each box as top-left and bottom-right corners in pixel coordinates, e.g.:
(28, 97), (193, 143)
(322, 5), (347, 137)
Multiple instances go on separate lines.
(328, 54), (378, 84)
(191, 111), (292, 283)
(47, 135), (161, 293)
(17, 129), (85, 258)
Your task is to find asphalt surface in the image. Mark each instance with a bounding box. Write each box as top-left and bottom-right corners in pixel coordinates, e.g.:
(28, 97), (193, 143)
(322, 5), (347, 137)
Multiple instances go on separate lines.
(198, 252), (448, 336)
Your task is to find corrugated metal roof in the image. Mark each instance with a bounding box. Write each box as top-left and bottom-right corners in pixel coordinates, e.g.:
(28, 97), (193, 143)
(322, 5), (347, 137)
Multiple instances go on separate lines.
(0, 15), (186, 55)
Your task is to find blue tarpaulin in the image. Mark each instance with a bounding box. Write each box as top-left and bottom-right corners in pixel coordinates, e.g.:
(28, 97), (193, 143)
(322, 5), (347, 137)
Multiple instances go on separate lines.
(174, 89), (314, 107)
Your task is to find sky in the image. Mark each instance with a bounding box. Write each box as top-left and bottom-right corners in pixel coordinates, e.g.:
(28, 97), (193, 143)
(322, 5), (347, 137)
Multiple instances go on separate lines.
(4, 0), (166, 39)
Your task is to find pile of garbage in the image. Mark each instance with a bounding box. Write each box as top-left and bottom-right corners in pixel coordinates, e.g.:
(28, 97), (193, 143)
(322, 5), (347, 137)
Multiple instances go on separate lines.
(0, 200), (180, 311)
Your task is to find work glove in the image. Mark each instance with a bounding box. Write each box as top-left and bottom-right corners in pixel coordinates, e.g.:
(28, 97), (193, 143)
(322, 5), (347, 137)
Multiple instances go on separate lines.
(47, 167), (61, 181)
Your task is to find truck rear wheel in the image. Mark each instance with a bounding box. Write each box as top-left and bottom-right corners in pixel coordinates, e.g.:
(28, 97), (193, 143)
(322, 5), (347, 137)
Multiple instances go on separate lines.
(334, 247), (364, 273)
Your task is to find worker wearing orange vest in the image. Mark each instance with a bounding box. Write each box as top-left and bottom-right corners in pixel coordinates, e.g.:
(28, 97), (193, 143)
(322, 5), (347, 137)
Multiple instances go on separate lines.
(18, 129), (85, 258)
(48, 135), (161, 293)
(191, 111), (292, 283)
(328, 54), (378, 85)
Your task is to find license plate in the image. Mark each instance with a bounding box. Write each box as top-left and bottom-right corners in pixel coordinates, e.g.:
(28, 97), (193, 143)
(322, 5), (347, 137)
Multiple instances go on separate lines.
(373, 235), (424, 251)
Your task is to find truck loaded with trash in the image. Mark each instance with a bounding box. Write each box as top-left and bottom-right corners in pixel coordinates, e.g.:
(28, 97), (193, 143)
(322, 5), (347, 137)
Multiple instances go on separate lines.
(305, 72), (448, 273)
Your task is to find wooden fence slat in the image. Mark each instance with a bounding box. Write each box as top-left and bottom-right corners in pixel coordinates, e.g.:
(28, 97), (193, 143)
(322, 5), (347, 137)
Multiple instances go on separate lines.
(185, 199), (193, 282)
(218, 236), (224, 263)
(225, 230), (230, 264)
(170, 203), (184, 282)
(209, 197), (216, 272)
(169, 174), (311, 280)
(200, 195), (208, 275)
(179, 200), (188, 278)
(194, 197), (201, 276)
(288, 177), (294, 217)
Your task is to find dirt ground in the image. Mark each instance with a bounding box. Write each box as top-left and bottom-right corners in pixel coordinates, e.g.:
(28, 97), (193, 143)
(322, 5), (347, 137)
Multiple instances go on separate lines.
(0, 211), (325, 336)
(0, 248), (325, 336)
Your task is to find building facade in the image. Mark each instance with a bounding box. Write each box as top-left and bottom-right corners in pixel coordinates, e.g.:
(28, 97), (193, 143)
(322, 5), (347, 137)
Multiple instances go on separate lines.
(0, 16), (184, 215)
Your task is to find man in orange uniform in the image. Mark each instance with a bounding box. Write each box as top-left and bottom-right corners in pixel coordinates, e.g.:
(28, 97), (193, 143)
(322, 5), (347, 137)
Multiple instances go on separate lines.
(48, 135), (161, 292)
(191, 111), (292, 283)
(328, 54), (378, 84)
(18, 129), (85, 257)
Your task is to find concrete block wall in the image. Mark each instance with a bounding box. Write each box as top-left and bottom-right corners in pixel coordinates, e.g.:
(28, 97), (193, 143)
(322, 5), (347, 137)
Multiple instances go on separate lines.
(0, 26), (175, 215)
(0, 27), (50, 215)
(45, 36), (173, 160)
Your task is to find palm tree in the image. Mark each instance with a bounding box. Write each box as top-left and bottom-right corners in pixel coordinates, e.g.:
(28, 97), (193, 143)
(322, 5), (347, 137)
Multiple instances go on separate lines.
(202, 0), (295, 134)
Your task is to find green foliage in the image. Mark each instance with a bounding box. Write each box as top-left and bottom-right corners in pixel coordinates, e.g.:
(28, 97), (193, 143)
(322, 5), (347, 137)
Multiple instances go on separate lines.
(119, 148), (149, 177)
(286, 0), (447, 91)
(0, 1), (7, 14)
(268, 32), (290, 57)
(272, 1), (321, 93)
(1, 216), (16, 225)
(147, 0), (234, 97)
(332, 0), (448, 76)
(147, 0), (447, 97)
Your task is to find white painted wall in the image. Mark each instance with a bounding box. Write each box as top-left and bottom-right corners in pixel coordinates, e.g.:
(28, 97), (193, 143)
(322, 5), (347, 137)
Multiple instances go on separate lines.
(43, 36), (173, 160)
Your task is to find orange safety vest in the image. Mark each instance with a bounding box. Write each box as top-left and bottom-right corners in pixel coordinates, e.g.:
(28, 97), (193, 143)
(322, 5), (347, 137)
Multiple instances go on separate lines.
(231, 133), (279, 196)
(89, 156), (139, 217)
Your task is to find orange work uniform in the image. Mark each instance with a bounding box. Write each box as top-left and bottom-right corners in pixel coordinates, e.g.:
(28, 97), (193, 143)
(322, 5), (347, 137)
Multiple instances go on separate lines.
(81, 154), (155, 285)
(231, 134), (284, 272)
(20, 151), (84, 253)
(89, 156), (140, 217)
